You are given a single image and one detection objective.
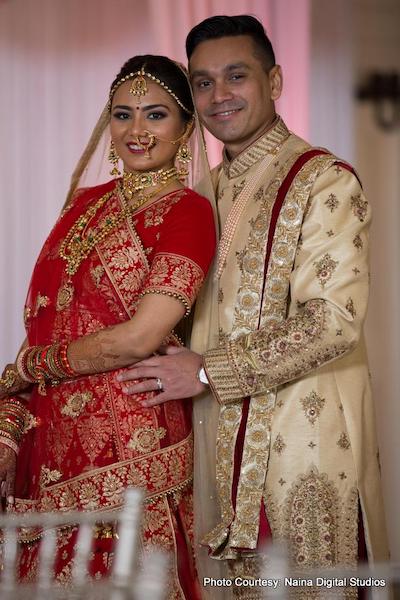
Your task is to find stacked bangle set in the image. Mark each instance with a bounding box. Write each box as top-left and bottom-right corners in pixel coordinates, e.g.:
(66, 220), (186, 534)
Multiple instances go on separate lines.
(0, 397), (30, 454)
(17, 342), (76, 396)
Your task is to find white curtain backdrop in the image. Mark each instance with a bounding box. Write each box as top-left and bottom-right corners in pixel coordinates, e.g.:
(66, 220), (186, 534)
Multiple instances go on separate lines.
(0, 0), (310, 365)
(0, 0), (399, 565)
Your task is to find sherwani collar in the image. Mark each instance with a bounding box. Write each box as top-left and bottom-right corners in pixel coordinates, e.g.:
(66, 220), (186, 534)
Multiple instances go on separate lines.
(222, 115), (290, 179)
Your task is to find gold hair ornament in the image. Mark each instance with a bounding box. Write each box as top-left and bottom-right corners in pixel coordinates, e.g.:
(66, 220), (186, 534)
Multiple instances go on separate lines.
(129, 67), (148, 102)
(109, 69), (192, 114)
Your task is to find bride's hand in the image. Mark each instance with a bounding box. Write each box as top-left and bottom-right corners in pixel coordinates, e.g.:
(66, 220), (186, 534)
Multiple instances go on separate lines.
(0, 443), (16, 509)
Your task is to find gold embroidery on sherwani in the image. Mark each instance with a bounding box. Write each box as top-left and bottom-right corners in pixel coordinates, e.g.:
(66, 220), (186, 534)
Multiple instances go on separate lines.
(300, 391), (325, 425)
(324, 193), (339, 212)
(208, 151), (344, 558)
(350, 193), (368, 222)
(272, 433), (286, 454)
(313, 253), (339, 288)
(346, 297), (356, 318)
(353, 233), (363, 250)
(337, 432), (351, 450)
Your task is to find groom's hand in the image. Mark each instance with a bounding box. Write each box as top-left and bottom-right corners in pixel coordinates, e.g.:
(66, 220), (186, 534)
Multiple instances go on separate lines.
(117, 346), (205, 407)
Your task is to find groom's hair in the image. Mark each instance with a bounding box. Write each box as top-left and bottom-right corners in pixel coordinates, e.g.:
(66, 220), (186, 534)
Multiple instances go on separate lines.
(186, 15), (276, 72)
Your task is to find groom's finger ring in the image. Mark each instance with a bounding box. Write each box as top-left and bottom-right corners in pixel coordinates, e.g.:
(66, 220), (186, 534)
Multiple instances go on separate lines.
(156, 377), (163, 391)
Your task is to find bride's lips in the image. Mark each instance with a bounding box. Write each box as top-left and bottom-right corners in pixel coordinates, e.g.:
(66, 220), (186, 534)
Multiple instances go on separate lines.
(127, 142), (151, 154)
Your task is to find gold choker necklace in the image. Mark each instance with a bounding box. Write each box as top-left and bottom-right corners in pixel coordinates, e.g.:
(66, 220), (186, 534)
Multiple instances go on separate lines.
(122, 167), (178, 201)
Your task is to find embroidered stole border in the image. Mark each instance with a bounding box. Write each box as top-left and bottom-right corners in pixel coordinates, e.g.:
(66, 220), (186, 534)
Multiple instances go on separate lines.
(206, 151), (339, 558)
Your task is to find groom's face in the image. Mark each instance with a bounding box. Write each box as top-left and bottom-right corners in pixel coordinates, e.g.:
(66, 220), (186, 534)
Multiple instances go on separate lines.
(189, 35), (281, 156)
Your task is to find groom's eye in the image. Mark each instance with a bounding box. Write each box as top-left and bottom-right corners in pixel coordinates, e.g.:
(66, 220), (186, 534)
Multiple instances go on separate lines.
(196, 80), (212, 89)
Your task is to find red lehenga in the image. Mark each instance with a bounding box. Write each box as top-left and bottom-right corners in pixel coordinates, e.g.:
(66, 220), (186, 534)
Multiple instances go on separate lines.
(12, 179), (215, 599)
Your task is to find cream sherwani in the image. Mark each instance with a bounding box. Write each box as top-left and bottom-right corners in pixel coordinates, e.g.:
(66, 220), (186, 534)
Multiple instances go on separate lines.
(194, 117), (388, 599)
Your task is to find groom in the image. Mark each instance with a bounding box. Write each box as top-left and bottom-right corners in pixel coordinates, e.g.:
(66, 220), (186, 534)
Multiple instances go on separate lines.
(119, 13), (388, 596)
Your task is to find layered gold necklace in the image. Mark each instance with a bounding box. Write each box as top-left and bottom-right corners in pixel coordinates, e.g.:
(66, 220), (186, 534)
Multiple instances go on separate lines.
(59, 167), (178, 277)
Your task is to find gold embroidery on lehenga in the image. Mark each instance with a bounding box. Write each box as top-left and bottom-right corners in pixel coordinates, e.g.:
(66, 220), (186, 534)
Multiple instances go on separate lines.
(61, 391), (93, 418)
(56, 281), (74, 311)
(143, 193), (181, 228)
(127, 426), (166, 454)
(91, 264), (105, 287)
(40, 465), (63, 488)
(23, 306), (32, 324)
(33, 293), (50, 316)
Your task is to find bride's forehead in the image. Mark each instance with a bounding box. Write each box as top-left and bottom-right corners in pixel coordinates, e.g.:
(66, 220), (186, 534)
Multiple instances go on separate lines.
(112, 79), (176, 106)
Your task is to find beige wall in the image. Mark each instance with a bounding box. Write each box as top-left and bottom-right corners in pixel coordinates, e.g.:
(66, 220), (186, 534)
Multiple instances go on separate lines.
(353, 0), (400, 563)
(311, 0), (400, 561)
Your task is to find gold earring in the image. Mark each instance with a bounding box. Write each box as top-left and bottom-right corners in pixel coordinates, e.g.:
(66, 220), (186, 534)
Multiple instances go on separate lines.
(108, 141), (121, 178)
(176, 140), (192, 179)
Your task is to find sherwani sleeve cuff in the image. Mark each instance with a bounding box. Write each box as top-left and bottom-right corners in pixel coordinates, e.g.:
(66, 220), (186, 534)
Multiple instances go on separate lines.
(204, 345), (256, 404)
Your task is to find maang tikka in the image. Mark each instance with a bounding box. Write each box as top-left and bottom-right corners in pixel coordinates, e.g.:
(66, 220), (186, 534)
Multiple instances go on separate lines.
(108, 141), (121, 178)
(129, 68), (148, 102)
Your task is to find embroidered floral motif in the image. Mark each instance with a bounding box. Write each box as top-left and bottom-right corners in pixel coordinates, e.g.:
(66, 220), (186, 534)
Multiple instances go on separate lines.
(273, 433), (286, 454)
(336, 329), (343, 336)
(352, 267), (360, 275)
(337, 432), (351, 450)
(97, 205), (149, 314)
(33, 293), (50, 317)
(143, 194), (181, 228)
(61, 391), (93, 418)
(40, 465), (63, 488)
(56, 281), (75, 312)
(218, 288), (224, 303)
(143, 253), (204, 315)
(350, 193), (368, 222)
(300, 391), (325, 425)
(345, 297), (356, 318)
(353, 234), (363, 251)
(23, 412), (39, 434)
(339, 472), (347, 480)
(283, 467), (340, 568)
(308, 441), (316, 449)
(278, 478), (286, 486)
(326, 229), (334, 237)
(91, 265), (105, 287)
(324, 193), (339, 212)
(102, 473), (124, 504)
(313, 253), (339, 288)
(127, 427), (166, 454)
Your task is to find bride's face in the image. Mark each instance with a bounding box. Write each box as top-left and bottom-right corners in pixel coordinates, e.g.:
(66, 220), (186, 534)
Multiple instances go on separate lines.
(110, 80), (186, 173)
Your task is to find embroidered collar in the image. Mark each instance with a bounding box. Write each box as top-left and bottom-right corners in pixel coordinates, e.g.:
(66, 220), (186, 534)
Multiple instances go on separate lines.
(222, 115), (290, 179)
